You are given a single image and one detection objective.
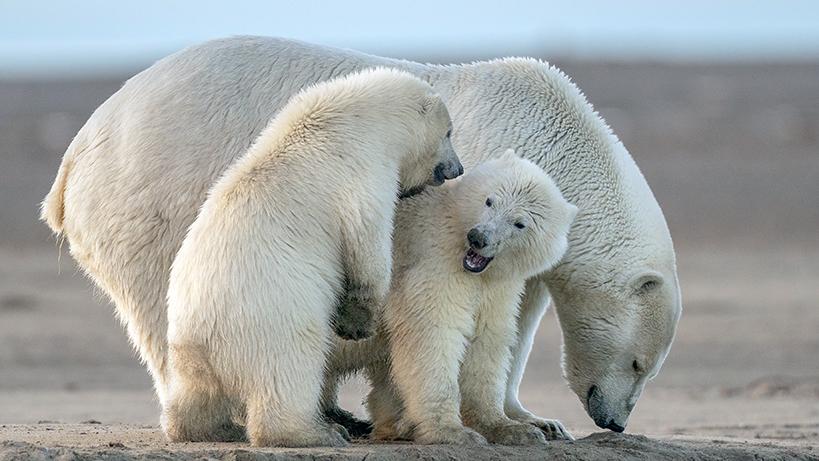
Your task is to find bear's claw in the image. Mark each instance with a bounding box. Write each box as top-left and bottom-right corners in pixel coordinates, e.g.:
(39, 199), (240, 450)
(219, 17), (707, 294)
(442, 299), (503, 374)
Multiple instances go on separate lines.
(529, 418), (574, 441)
(480, 422), (548, 445)
(416, 425), (488, 445)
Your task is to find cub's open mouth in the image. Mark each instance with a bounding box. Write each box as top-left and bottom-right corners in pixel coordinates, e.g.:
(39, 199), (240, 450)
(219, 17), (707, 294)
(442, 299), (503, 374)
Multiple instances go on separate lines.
(463, 248), (493, 273)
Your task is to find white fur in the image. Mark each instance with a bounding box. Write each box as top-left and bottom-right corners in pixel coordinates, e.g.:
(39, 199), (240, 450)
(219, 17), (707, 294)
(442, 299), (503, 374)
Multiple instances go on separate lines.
(162, 67), (457, 447)
(41, 36), (681, 435)
(363, 152), (576, 445)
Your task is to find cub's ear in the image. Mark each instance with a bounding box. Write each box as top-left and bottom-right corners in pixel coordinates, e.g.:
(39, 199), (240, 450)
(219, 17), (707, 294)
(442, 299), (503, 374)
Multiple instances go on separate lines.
(421, 94), (441, 115)
(566, 203), (579, 222)
(499, 148), (517, 162)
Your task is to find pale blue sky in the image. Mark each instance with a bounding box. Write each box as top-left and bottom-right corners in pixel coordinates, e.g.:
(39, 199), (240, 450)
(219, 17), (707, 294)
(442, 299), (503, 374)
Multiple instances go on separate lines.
(2, 0), (819, 77)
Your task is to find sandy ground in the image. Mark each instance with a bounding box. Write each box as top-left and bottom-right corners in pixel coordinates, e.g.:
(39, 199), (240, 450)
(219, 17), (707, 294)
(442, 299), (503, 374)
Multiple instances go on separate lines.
(1, 61), (818, 459)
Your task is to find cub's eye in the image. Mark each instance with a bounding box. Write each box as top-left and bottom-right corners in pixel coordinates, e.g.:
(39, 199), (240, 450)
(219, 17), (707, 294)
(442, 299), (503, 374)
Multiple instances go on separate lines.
(514, 221), (526, 229)
(632, 360), (641, 373)
(485, 197), (493, 207)
(446, 130), (452, 138)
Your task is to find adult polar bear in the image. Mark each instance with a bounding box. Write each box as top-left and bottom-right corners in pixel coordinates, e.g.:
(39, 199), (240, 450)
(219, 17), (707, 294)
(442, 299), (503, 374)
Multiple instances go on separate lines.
(42, 36), (681, 435)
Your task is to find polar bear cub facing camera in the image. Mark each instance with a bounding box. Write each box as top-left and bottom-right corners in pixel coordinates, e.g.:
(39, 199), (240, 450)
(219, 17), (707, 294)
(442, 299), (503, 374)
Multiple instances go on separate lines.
(163, 67), (462, 447)
(365, 151), (577, 445)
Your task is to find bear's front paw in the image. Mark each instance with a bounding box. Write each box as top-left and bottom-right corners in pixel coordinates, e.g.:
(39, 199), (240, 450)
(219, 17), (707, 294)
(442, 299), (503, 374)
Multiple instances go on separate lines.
(416, 425), (488, 445)
(323, 405), (373, 439)
(480, 422), (547, 446)
(332, 283), (376, 341)
(527, 417), (574, 441)
(507, 408), (574, 441)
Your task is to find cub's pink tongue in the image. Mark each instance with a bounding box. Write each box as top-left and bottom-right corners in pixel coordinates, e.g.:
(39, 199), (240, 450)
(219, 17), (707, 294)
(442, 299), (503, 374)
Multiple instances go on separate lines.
(463, 248), (492, 273)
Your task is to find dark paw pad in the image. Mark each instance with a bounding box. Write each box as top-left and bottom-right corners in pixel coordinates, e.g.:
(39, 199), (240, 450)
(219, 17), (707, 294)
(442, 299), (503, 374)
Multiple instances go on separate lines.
(332, 282), (376, 341)
(324, 406), (373, 439)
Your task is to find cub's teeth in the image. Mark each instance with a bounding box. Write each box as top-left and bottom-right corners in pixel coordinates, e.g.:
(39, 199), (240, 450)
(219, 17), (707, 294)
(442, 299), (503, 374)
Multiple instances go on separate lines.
(463, 249), (492, 273)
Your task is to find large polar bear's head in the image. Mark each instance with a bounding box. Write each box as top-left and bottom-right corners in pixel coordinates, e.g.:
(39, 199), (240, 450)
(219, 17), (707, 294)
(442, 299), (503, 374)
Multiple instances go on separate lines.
(545, 142), (682, 433)
(455, 150), (578, 280)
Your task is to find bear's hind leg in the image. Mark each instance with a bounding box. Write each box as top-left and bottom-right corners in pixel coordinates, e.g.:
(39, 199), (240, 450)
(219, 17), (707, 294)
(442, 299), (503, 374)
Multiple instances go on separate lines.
(245, 385), (348, 447)
(162, 344), (246, 442)
(163, 387), (246, 442)
(242, 314), (348, 447)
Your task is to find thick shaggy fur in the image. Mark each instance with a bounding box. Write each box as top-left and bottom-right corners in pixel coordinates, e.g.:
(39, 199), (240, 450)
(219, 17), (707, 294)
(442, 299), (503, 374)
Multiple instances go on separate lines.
(162, 67), (459, 447)
(363, 152), (577, 445)
(42, 36), (681, 436)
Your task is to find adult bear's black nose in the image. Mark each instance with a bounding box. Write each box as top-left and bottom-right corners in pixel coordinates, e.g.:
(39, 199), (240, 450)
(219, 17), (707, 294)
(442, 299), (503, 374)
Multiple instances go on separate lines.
(467, 228), (487, 250)
(605, 421), (625, 433)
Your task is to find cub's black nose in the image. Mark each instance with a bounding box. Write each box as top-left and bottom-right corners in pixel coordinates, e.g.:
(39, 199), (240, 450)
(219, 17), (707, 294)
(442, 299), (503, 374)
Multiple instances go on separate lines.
(467, 228), (487, 250)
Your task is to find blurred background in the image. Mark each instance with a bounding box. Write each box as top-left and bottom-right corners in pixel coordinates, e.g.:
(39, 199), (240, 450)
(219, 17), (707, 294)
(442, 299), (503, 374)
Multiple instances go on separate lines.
(1, 0), (817, 440)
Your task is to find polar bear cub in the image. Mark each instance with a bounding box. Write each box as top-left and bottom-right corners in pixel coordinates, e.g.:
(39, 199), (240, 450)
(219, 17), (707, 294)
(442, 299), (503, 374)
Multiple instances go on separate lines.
(163, 67), (461, 447)
(366, 151), (577, 445)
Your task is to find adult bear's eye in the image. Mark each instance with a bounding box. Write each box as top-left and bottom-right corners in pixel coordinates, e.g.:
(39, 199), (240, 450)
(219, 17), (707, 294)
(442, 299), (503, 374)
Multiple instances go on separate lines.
(632, 360), (641, 373)
(485, 197), (493, 207)
(446, 130), (452, 138)
(514, 221), (526, 229)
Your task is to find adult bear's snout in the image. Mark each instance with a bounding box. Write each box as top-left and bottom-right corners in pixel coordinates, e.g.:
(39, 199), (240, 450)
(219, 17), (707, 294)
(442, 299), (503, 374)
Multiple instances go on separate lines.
(586, 385), (629, 433)
(604, 421), (625, 433)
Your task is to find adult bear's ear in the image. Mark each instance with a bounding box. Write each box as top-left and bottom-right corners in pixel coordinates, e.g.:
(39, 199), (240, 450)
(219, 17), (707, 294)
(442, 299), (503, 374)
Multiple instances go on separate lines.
(421, 94), (441, 115)
(628, 270), (665, 297)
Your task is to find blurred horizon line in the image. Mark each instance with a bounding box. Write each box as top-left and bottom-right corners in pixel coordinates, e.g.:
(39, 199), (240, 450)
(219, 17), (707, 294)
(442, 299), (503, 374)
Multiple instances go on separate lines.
(3, 34), (819, 80)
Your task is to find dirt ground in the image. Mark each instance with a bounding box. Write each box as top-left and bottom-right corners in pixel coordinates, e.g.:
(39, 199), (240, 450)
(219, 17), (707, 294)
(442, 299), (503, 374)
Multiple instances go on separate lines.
(1, 60), (818, 459)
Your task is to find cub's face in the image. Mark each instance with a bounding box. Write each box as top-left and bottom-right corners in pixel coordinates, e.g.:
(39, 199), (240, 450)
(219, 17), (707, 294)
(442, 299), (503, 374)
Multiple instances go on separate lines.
(399, 92), (463, 197)
(459, 154), (577, 280)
